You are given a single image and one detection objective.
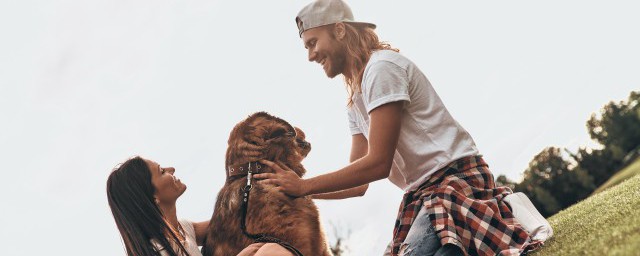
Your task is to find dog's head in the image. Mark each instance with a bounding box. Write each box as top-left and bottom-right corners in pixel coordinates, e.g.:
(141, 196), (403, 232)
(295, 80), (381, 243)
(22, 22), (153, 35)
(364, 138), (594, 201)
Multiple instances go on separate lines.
(225, 112), (310, 178)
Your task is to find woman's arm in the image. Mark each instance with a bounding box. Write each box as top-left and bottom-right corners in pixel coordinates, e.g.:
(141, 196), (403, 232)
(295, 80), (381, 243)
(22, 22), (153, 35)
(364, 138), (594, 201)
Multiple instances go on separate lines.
(256, 101), (403, 197)
(312, 134), (369, 199)
(193, 220), (210, 246)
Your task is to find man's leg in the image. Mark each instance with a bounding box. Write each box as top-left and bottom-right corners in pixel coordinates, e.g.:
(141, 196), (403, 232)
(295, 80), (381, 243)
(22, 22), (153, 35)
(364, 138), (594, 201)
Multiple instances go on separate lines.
(434, 244), (463, 256)
(398, 206), (441, 256)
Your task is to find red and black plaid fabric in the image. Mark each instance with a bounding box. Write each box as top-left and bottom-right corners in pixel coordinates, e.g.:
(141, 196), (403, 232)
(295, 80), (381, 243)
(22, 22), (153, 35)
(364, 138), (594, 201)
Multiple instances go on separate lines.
(392, 156), (537, 256)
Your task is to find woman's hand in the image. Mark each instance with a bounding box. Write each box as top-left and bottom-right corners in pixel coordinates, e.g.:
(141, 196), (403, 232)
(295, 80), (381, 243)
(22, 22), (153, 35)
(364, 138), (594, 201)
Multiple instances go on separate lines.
(254, 160), (310, 197)
(236, 243), (265, 256)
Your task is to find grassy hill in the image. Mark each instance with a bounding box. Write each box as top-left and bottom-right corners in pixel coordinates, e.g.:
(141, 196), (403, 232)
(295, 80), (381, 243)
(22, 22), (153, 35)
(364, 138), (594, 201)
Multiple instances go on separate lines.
(531, 160), (640, 256)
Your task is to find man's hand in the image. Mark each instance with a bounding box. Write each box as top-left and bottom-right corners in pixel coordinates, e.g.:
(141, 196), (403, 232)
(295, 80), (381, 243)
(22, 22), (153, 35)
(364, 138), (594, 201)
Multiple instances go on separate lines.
(254, 160), (310, 197)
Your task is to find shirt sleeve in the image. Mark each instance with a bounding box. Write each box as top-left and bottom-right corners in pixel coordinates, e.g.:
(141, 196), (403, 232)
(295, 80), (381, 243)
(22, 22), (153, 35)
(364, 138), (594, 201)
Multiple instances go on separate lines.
(179, 219), (197, 241)
(347, 107), (363, 135)
(361, 60), (410, 113)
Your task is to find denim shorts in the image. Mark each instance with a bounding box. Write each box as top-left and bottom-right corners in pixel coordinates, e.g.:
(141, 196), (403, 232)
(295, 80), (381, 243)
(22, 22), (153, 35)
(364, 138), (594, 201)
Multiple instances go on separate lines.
(384, 206), (463, 256)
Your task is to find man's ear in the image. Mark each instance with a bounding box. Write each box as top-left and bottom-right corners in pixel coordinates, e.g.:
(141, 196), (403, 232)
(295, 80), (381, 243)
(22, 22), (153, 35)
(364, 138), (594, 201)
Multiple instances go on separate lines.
(334, 22), (346, 40)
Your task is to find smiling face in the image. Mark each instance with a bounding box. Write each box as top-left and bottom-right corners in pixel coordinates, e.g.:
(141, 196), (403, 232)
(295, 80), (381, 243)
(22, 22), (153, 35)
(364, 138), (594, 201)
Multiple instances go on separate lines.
(302, 24), (348, 78)
(144, 158), (186, 205)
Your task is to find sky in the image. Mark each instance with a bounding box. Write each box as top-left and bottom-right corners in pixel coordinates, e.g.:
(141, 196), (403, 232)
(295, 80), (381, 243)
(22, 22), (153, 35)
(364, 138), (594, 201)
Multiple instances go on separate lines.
(1, 0), (639, 255)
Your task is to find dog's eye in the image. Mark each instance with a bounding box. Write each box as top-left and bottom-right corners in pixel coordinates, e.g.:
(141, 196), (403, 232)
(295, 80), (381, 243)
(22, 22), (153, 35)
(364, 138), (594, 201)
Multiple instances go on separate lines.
(269, 129), (287, 139)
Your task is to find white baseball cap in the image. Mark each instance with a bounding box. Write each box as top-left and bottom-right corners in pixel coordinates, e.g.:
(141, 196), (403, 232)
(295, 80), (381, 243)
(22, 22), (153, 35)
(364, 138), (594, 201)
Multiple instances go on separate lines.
(295, 0), (376, 37)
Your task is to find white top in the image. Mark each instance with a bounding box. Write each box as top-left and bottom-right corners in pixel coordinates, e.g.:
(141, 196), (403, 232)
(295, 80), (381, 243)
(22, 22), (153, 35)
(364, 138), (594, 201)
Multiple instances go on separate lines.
(348, 50), (479, 191)
(152, 219), (202, 256)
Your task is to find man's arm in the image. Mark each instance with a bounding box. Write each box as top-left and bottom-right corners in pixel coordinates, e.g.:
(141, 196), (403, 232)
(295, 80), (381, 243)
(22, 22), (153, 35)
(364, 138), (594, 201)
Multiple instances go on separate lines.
(256, 101), (403, 197)
(311, 134), (370, 199)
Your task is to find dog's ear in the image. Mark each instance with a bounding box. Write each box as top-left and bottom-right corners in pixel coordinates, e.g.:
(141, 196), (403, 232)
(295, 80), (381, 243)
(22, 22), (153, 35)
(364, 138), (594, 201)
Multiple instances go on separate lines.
(294, 127), (305, 140)
(225, 115), (266, 166)
(236, 113), (269, 146)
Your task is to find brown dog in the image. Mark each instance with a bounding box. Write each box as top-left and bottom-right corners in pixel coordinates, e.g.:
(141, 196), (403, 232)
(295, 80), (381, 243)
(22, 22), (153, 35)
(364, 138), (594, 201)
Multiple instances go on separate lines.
(202, 112), (332, 256)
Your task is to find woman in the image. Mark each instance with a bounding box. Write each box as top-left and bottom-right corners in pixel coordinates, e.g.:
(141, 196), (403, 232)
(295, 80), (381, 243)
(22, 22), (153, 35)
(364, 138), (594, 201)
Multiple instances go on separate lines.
(106, 156), (293, 256)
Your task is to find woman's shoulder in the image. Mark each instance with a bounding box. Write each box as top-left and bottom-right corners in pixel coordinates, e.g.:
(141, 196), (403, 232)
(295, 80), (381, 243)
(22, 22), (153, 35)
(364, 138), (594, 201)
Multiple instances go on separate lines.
(178, 219), (196, 237)
(178, 219), (193, 228)
(179, 219), (204, 255)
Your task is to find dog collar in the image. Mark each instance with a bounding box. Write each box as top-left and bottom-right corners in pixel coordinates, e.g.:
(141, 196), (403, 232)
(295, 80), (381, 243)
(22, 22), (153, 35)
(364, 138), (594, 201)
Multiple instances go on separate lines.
(226, 162), (264, 178)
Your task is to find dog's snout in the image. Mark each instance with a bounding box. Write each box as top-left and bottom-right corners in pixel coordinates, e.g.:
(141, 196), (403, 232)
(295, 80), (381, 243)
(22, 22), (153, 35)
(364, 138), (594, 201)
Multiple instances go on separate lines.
(297, 139), (310, 149)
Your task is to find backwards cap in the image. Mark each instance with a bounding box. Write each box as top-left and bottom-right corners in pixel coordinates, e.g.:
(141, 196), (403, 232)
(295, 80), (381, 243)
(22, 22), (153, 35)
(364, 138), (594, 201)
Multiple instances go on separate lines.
(295, 0), (376, 37)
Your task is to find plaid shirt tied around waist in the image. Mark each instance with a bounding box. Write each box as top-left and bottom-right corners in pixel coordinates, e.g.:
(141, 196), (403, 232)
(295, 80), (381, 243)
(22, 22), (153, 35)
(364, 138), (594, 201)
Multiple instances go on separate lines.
(392, 156), (537, 256)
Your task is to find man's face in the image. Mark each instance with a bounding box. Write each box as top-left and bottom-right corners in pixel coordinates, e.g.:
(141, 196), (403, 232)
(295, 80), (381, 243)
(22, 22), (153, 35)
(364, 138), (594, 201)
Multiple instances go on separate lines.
(302, 25), (347, 78)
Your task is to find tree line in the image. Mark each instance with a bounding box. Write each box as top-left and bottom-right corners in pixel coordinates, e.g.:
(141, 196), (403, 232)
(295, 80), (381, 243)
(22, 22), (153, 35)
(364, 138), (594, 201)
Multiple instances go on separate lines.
(497, 91), (640, 217)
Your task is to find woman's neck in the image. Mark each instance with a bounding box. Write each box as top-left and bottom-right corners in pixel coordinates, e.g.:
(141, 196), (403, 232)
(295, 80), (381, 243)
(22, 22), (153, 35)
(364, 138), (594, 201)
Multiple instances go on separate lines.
(158, 202), (179, 228)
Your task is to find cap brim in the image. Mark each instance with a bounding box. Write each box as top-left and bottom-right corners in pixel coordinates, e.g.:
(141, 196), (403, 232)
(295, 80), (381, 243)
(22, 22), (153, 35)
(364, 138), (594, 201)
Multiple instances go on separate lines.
(348, 21), (376, 30)
(298, 21), (377, 37)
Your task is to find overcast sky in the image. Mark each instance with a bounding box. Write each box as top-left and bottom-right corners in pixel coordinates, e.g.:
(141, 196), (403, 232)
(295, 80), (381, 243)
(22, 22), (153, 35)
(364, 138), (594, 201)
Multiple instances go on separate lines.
(1, 0), (639, 255)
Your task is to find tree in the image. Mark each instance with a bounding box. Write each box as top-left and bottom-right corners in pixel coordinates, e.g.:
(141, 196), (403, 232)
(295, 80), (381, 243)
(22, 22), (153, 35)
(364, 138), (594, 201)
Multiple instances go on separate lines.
(550, 166), (595, 208)
(495, 174), (516, 190)
(568, 91), (640, 187)
(513, 147), (595, 216)
(514, 181), (561, 217)
(570, 147), (623, 187)
(506, 90), (639, 217)
(587, 91), (640, 159)
(521, 147), (570, 188)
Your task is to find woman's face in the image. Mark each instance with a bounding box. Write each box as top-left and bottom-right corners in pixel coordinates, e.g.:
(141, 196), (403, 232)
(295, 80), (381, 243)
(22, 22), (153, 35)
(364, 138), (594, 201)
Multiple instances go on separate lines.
(144, 158), (187, 205)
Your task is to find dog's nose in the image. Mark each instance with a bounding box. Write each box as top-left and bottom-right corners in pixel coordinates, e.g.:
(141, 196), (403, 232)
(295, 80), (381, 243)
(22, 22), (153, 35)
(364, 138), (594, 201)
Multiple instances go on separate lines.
(297, 140), (309, 149)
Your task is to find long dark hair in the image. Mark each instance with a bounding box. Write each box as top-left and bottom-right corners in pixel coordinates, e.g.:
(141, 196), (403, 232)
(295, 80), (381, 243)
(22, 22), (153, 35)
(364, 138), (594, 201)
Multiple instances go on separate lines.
(107, 156), (189, 256)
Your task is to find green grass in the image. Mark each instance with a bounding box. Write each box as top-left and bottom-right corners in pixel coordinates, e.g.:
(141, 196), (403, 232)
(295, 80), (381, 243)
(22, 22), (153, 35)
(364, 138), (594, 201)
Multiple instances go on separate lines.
(531, 174), (640, 256)
(593, 157), (640, 194)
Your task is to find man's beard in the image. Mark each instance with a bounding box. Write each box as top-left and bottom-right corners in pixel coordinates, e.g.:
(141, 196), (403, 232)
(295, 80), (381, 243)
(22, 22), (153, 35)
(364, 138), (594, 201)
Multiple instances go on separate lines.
(326, 44), (347, 78)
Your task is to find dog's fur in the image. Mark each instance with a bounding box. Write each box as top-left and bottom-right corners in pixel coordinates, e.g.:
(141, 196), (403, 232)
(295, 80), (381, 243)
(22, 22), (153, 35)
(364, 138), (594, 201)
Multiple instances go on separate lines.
(202, 112), (332, 256)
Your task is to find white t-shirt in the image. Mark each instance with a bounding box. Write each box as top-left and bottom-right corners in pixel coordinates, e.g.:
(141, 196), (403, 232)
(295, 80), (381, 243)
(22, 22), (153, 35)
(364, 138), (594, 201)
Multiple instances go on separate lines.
(348, 50), (479, 191)
(152, 219), (202, 256)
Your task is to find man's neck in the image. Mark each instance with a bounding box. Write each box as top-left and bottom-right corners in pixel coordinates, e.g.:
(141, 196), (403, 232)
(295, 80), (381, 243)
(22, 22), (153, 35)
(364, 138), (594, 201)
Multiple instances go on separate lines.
(342, 59), (355, 79)
(343, 51), (373, 82)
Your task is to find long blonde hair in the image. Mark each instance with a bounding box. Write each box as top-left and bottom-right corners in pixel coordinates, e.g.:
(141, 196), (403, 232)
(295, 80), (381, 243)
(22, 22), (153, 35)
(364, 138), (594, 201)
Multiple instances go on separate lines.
(336, 22), (398, 107)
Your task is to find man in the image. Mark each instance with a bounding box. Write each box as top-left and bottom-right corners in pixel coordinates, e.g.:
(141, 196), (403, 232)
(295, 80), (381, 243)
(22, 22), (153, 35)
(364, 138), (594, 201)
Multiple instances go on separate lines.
(256, 0), (538, 255)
